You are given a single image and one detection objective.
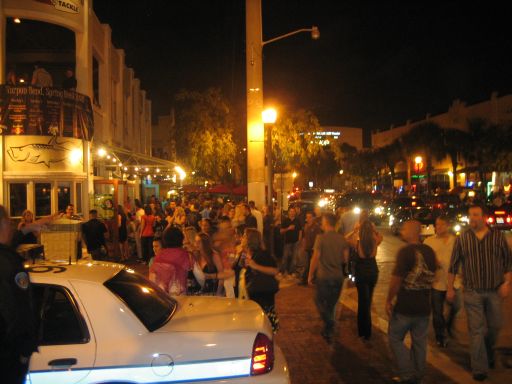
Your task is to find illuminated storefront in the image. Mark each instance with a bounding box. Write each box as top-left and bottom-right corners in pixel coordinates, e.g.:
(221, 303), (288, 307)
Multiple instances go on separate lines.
(1, 0), (179, 222)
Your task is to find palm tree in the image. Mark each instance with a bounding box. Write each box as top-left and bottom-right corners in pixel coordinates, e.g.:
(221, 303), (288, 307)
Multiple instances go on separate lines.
(401, 122), (444, 196)
(440, 128), (470, 188)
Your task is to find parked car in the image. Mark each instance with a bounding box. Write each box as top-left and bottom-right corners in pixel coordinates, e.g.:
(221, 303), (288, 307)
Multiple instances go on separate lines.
(487, 204), (512, 230)
(337, 192), (386, 225)
(429, 193), (462, 214)
(26, 261), (289, 384)
(387, 196), (426, 217)
(389, 206), (435, 238)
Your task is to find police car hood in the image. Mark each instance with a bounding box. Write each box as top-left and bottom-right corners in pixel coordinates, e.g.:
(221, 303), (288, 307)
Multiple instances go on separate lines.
(156, 296), (270, 334)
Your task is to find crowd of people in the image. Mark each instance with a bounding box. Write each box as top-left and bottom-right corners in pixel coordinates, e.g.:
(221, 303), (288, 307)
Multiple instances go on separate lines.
(6, 62), (77, 90)
(1, 193), (511, 384)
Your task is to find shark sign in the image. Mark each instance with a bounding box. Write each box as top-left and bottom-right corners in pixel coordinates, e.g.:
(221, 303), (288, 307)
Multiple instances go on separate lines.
(5, 135), (83, 172)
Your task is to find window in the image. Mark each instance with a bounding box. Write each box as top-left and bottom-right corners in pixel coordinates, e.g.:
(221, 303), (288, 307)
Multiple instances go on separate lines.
(93, 56), (100, 106)
(9, 183), (27, 217)
(105, 270), (176, 331)
(57, 182), (71, 212)
(35, 183), (51, 216)
(76, 183), (83, 214)
(32, 285), (89, 345)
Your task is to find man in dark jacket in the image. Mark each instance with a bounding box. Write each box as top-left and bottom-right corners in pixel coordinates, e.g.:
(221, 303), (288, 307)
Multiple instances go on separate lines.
(0, 205), (38, 384)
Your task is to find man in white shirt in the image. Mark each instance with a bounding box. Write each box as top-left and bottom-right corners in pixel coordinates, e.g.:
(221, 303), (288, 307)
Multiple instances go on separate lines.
(424, 215), (461, 347)
(249, 201), (263, 234)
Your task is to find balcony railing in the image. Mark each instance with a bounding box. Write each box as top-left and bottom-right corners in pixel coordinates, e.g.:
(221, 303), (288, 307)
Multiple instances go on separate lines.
(0, 84), (94, 140)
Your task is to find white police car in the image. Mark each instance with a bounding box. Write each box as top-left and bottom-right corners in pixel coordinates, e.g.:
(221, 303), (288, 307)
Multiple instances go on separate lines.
(25, 261), (289, 384)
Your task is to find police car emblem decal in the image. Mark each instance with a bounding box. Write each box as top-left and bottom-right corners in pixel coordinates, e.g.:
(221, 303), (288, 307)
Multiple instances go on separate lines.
(15, 272), (29, 290)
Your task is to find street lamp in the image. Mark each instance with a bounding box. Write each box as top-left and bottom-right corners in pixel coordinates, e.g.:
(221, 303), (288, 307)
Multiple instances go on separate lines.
(414, 156), (422, 174)
(246, 0), (319, 208)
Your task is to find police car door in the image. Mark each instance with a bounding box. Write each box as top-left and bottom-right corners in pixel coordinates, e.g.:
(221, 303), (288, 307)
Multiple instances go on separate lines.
(29, 283), (96, 384)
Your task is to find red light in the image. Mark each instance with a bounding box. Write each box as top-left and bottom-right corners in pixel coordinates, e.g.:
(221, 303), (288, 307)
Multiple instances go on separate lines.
(251, 333), (274, 375)
(412, 201), (417, 206)
(488, 217), (494, 223)
(495, 211), (506, 215)
(507, 216), (511, 223)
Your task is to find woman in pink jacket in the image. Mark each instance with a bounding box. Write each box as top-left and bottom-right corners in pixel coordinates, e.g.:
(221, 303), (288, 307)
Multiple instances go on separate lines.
(149, 227), (191, 295)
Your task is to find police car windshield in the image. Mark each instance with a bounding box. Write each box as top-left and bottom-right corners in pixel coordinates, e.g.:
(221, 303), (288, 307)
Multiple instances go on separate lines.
(105, 270), (177, 332)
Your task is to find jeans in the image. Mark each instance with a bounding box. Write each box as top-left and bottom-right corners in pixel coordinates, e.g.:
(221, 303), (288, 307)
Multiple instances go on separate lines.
(388, 312), (429, 382)
(314, 279), (343, 336)
(141, 236), (154, 263)
(464, 289), (502, 375)
(431, 288), (462, 342)
(356, 276), (377, 338)
(301, 249), (313, 283)
(446, 288), (462, 335)
(281, 242), (299, 275)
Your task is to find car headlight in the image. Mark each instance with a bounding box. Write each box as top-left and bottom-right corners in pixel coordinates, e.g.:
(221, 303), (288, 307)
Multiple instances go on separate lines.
(454, 224), (461, 232)
(374, 206), (383, 215)
(318, 199), (327, 208)
(389, 215), (394, 225)
(353, 206), (361, 214)
(460, 216), (469, 223)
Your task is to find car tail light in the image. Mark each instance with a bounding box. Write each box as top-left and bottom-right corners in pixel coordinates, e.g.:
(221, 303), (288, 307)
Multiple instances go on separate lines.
(251, 333), (274, 375)
(488, 217), (494, 224)
(495, 210), (506, 215)
(507, 216), (511, 224)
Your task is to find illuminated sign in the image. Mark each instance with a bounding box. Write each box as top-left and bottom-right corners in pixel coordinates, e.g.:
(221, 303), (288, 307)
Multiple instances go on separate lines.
(34, 0), (81, 14)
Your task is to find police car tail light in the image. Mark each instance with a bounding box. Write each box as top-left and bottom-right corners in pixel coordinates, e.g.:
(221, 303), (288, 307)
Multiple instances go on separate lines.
(251, 333), (274, 375)
(487, 217), (494, 224)
(507, 216), (511, 223)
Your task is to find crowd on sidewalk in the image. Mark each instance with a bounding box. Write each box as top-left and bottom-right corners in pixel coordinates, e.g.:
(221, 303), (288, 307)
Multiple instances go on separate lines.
(1, 193), (511, 384)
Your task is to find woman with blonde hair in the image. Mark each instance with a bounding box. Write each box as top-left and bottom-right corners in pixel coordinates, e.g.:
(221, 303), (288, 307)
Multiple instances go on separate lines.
(172, 206), (187, 229)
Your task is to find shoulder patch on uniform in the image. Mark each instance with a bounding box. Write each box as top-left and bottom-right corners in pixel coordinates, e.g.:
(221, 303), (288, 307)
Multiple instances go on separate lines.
(15, 272), (30, 290)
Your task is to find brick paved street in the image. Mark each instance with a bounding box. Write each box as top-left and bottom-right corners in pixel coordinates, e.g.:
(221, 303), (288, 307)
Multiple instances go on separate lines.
(274, 284), (456, 384)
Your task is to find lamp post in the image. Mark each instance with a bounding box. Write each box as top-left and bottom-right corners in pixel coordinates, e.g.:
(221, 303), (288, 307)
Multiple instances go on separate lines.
(414, 156), (422, 194)
(246, 0), (319, 208)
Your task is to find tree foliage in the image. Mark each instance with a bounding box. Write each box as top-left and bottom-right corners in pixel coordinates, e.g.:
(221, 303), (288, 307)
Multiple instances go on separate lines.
(174, 88), (238, 182)
(271, 109), (322, 171)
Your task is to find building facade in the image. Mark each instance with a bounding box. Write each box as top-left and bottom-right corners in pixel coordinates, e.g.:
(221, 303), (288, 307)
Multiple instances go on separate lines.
(0, 0), (178, 220)
(371, 92), (512, 190)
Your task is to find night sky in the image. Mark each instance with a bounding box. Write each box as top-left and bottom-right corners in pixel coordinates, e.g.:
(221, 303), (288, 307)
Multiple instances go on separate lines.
(94, 0), (512, 139)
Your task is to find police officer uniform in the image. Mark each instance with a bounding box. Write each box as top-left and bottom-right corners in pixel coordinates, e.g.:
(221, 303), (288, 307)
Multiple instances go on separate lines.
(0, 243), (38, 384)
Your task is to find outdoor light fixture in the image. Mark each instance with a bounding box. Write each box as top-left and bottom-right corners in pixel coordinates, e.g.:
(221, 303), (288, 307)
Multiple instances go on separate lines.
(144, 168), (149, 172)
(262, 108), (277, 124)
(69, 148), (82, 165)
(311, 26), (320, 39)
(415, 156), (422, 164)
(292, 172), (298, 179)
(13, 18), (21, 24)
(175, 166), (186, 181)
(97, 148), (106, 157)
(134, 167), (139, 171)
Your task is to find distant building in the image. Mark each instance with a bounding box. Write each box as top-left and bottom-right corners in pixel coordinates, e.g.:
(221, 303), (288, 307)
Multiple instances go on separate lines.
(0, 0), (181, 219)
(152, 112), (175, 161)
(371, 92), (512, 190)
(316, 126), (364, 150)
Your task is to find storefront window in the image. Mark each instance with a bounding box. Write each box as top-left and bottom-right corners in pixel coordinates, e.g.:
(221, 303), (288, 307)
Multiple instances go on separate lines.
(35, 183), (51, 217)
(9, 184), (27, 217)
(57, 182), (72, 212)
(76, 183), (83, 214)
